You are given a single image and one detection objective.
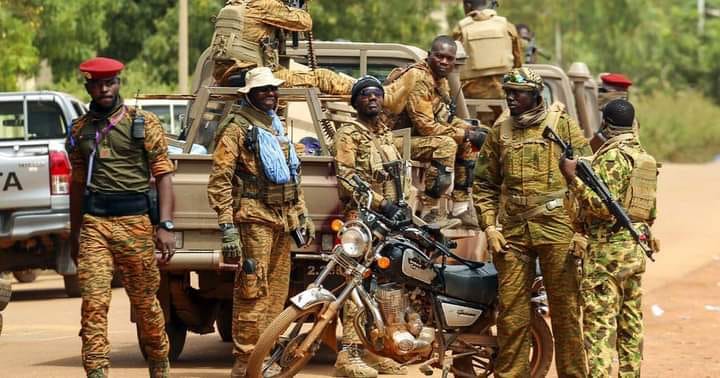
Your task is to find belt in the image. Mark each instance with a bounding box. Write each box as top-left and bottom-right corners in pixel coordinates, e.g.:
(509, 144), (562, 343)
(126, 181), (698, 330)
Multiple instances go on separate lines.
(83, 191), (149, 217)
(507, 189), (566, 207)
(503, 198), (564, 224)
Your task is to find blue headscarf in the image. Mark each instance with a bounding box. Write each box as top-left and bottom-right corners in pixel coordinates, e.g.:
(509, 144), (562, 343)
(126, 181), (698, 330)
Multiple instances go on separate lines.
(254, 108), (300, 184)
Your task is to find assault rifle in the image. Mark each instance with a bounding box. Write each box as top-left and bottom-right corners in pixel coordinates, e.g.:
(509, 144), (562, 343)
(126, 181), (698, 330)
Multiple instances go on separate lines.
(543, 127), (655, 261)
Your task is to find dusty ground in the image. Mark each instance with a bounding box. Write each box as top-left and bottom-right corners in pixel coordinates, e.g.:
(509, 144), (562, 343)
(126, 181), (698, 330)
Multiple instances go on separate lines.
(1, 162), (719, 377)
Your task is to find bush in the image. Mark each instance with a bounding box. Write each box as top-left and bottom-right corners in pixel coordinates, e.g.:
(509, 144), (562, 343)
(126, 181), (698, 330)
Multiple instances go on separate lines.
(637, 91), (720, 163)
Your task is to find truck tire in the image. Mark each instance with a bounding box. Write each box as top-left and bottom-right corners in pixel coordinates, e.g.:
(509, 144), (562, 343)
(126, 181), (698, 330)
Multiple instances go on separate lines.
(13, 269), (39, 283)
(137, 321), (187, 362)
(216, 300), (233, 342)
(63, 275), (82, 298)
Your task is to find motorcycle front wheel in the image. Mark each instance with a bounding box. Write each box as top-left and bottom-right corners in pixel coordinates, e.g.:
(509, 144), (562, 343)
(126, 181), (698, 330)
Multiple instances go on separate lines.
(453, 311), (553, 377)
(246, 303), (327, 378)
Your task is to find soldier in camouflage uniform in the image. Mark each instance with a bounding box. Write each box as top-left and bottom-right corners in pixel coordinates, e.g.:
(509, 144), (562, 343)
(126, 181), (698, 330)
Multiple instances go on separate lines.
(66, 58), (175, 378)
(333, 76), (409, 377)
(384, 35), (487, 227)
(207, 67), (314, 378)
(209, 0), (354, 94)
(474, 67), (588, 377)
(560, 99), (658, 378)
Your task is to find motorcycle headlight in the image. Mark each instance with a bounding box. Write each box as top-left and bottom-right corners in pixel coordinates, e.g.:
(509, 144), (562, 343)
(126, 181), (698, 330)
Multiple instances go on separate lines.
(340, 226), (369, 258)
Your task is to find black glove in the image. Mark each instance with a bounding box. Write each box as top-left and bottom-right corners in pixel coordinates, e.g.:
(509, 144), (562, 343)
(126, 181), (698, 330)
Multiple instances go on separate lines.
(465, 126), (489, 150)
(380, 200), (407, 223)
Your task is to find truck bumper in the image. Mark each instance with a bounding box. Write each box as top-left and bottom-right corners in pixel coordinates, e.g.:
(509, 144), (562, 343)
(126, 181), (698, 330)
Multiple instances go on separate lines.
(0, 208), (69, 240)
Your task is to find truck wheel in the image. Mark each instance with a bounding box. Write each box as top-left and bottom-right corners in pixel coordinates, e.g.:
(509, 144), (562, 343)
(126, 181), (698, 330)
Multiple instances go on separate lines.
(63, 275), (82, 298)
(137, 321), (187, 362)
(13, 269), (39, 283)
(216, 300), (233, 342)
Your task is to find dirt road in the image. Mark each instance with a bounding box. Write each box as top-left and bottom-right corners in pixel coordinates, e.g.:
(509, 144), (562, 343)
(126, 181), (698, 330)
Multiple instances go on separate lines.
(1, 163), (719, 377)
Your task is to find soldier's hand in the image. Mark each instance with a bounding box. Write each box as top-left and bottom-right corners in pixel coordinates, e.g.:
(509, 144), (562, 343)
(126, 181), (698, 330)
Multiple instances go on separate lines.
(222, 226), (243, 260)
(156, 228), (176, 264)
(302, 216), (316, 247)
(485, 226), (508, 254)
(559, 156), (578, 182)
(380, 199), (407, 224)
(465, 126), (489, 151)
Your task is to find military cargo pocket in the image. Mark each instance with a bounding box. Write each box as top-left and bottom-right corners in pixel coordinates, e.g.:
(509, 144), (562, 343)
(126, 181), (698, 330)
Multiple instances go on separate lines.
(238, 263), (267, 299)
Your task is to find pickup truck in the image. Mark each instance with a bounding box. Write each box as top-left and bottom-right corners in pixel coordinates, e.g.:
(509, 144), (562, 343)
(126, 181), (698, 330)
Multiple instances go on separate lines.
(134, 41), (600, 361)
(0, 91), (93, 296)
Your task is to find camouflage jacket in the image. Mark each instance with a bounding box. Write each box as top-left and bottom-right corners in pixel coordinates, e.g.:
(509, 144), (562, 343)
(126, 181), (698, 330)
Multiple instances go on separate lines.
(334, 118), (403, 213)
(66, 104), (174, 193)
(383, 61), (467, 139)
(474, 108), (590, 244)
(207, 103), (307, 230)
(568, 133), (657, 242)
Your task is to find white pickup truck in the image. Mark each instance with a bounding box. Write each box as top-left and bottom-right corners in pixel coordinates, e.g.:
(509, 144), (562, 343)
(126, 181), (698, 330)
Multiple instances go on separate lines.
(0, 91), (94, 296)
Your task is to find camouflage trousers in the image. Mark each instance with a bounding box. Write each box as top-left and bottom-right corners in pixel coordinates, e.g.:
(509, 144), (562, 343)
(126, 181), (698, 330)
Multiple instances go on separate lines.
(582, 239), (646, 378)
(232, 222), (292, 362)
(492, 234), (586, 378)
(77, 214), (169, 373)
(275, 67), (355, 95)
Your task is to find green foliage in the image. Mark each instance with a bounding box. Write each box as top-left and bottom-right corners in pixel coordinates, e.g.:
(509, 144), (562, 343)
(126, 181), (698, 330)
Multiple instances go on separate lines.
(0, 4), (39, 90)
(637, 91), (720, 163)
(310, 0), (441, 48)
(100, 0), (173, 63)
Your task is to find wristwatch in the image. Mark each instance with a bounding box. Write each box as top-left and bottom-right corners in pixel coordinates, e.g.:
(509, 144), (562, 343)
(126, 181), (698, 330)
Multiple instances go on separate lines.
(158, 220), (175, 231)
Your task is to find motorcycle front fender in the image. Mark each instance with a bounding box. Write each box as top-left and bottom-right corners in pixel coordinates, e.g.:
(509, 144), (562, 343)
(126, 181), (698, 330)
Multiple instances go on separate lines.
(290, 287), (337, 310)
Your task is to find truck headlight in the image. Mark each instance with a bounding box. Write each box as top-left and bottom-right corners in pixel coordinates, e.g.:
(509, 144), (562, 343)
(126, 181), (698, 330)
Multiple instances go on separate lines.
(340, 227), (369, 258)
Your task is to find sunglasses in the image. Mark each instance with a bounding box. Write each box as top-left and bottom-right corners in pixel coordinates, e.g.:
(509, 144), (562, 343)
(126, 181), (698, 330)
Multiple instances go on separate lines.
(359, 87), (383, 98)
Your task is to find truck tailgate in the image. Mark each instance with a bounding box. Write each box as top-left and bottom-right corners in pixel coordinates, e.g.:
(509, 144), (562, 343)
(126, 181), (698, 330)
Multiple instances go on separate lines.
(0, 142), (51, 209)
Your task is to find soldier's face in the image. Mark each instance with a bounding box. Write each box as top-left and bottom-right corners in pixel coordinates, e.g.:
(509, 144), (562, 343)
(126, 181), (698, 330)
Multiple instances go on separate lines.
(85, 77), (120, 109)
(355, 87), (384, 117)
(248, 85), (279, 112)
(428, 44), (457, 78)
(506, 89), (537, 116)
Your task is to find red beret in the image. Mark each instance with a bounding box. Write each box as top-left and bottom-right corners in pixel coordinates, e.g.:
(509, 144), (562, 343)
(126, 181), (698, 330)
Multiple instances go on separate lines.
(600, 73), (633, 89)
(79, 57), (124, 80)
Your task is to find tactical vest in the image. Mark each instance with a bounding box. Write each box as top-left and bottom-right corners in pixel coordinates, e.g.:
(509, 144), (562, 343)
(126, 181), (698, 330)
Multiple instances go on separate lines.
(596, 134), (657, 222)
(497, 103), (567, 223)
(458, 14), (514, 80)
(228, 114), (299, 207)
(359, 121), (406, 203)
(210, 1), (274, 68)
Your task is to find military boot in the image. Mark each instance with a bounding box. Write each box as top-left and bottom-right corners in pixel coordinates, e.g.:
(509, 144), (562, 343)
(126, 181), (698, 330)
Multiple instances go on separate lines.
(262, 357), (282, 377)
(449, 200), (480, 230)
(86, 366), (108, 378)
(231, 359), (247, 378)
(421, 208), (461, 229)
(148, 358), (169, 378)
(361, 351), (408, 375)
(334, 345), (378, 377)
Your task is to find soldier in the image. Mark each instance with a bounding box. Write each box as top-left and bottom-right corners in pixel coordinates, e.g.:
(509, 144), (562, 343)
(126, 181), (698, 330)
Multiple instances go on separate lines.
(384, 35), (487, 227)
(209, 0), (353, 94)
(66, 57), (175, 378)
(207, 67), (314, 377)
(559, 99), (657, 378)
(473, 67), (588, 377)
(592, 73), (636, 151)
(453, 0), (523, 126)
(333, 76), (410, 377)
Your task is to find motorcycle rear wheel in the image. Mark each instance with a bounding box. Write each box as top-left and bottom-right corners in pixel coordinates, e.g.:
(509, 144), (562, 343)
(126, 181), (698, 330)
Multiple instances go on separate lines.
(246, 304), (327, 378)
(453, 312), (553, 377)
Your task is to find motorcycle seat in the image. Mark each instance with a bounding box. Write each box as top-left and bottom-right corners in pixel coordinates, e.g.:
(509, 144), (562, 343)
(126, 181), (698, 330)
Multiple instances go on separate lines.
(438, 263), (498, 306)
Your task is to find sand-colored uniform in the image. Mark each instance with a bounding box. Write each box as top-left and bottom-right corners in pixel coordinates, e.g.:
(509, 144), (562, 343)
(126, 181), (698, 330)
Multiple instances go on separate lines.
(384, 61), (476, 204)
(473, 106), (589, 377)
(66, 104), (173, 374)
(567, 133), (657, 377)
(334, 118), (404, 345)
(207, 103), (307, 362)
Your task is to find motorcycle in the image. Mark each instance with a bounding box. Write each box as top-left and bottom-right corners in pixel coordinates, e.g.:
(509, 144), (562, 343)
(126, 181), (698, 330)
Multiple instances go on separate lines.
(246, 175), (553, 377)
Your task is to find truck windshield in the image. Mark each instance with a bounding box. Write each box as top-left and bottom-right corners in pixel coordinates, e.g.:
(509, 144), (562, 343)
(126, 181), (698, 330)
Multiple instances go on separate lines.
(0, 100), (67, 141)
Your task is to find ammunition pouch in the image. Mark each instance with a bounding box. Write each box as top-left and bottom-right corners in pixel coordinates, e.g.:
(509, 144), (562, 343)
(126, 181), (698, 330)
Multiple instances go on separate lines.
(235, 171), (299, 207)
(425, 160), (453, 199)
(621, 148), (658, 222)
(83, 191), (152, 219)
(454, 159), (477, 191)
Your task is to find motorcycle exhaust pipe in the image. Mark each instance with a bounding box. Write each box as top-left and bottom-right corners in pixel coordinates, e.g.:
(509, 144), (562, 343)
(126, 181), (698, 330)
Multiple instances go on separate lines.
(155, 249), (238, 271)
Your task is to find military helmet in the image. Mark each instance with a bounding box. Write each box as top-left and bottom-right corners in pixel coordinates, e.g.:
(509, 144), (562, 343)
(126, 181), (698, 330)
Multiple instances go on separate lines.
(350, 75), (384, 107)
(603, 99), (635, 127)
(502, 67), (544, 92)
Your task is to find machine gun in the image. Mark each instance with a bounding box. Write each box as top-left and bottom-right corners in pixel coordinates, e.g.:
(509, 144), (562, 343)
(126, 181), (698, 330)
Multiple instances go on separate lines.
(543, 126), (655, 261)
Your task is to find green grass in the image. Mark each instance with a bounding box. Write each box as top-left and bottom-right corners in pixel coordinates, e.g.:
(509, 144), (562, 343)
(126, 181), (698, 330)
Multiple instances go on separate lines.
(637, 91), (720, 163)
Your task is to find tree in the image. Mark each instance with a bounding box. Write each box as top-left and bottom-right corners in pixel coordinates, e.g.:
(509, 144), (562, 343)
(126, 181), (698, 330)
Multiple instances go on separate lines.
(0, 3), (39, 90)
